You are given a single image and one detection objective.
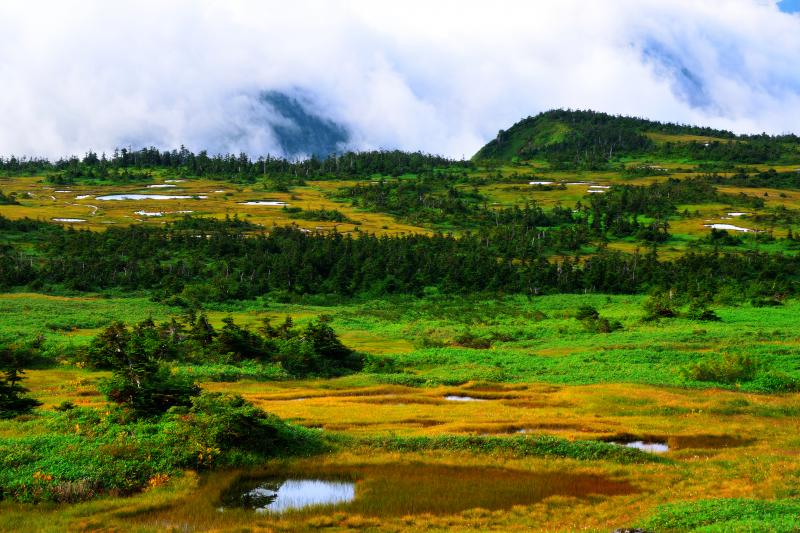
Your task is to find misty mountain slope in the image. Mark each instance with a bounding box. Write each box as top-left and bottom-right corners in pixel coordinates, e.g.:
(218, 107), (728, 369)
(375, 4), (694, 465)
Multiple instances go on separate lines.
(259, 91), (349, 158)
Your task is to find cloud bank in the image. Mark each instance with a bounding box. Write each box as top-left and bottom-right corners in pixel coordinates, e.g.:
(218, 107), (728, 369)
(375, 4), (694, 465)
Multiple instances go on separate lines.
(0, 0), (799, 159)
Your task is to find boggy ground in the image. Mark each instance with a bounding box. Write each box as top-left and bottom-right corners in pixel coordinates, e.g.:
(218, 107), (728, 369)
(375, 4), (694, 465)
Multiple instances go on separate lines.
(1, 375), (798, 531)
(3, 291), (800, 533)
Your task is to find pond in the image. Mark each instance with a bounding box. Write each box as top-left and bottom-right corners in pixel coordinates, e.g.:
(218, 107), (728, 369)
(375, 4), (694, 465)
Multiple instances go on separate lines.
(619, 441), (669, 453)
(96, 194), (207, 201)
(444, 395), (487, 402)
(52, 218), (86, 223)
(146, 184), (177, 188)
(206, 463), (637, 518)
(704, 223), (751, 232)
(529, 181), (553, 185)
(238, 200), (288, 206)
(220, 478), (355, 513)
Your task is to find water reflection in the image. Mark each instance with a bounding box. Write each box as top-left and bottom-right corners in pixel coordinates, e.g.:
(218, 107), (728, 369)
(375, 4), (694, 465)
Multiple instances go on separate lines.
(220, 478), (355, 513)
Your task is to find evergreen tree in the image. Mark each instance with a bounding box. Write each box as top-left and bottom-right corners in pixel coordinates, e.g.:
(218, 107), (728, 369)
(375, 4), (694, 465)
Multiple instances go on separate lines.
(0, 342), (41, 418)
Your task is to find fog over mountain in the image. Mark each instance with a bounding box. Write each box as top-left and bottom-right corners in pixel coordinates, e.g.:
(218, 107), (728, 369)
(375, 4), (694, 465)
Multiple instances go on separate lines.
(1, 0), (799, 159)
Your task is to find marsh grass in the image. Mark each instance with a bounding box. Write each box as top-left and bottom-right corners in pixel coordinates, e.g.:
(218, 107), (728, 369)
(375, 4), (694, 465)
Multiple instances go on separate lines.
(356, 434), (666, 464)
(638, 498), (800, 532)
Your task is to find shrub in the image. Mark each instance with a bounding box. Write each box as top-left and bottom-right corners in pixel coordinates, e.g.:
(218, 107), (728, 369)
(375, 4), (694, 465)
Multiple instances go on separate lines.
(452, 331), (492, 349)
(274, 319), (363, 377)
(575, 305), (600, 320)
(582, 316), (623, 333)
(685, 301), (721, 321)
(750, 371), (800, 393)
(362, 354), (401, 374)
(642, 291), (677, 321)
(0, 396), (324, 502)
(682, 353), (759, 384)
(101, 366), (199, 418)
(165, 392), (324, 466)
(576, 306), (622, 333)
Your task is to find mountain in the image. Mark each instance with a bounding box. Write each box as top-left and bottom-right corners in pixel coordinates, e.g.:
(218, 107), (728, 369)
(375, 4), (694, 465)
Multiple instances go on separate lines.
(473, 109), (799, 166)
(259, 90), (349, 159)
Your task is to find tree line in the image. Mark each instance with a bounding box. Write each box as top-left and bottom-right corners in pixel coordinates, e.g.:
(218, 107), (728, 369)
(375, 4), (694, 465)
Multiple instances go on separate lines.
(0, 216), (796, 302)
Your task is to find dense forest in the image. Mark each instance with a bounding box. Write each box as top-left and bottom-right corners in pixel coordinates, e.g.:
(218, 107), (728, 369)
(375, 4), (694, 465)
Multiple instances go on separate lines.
(0, 215), (796, 302)
(0, 148), (469, 184)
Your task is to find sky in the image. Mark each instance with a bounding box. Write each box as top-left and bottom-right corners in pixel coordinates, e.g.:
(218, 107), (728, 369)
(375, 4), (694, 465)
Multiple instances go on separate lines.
(0, 0), (799, 160)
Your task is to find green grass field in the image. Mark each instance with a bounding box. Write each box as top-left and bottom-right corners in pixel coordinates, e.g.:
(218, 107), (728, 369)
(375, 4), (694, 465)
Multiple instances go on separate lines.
(2, 155), (800, 531)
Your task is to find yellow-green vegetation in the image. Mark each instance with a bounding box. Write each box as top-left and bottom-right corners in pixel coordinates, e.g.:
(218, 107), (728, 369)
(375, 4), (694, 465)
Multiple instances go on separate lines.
(2, 111), (800, 531)
(1, 292), (800, 531)
(0, 176), (427, 235)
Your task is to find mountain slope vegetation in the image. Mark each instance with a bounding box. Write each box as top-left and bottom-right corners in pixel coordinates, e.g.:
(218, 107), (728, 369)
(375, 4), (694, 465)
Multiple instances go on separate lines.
(475, 109), (800, 167)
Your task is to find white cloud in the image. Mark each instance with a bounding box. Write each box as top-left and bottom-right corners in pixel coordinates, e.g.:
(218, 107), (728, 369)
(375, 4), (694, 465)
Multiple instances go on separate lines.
(0, 0), (798, 159)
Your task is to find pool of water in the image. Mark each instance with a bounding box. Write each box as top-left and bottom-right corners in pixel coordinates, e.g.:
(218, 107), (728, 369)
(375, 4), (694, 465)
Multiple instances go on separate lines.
(239, 200), (288, 206)
(146, 184), (177, 188)
(221, 478), (355, 513)
(96, 194), (207, 201)
(619, 441), (669, 453)
(207, 464), (637, 518)
(52, 218), (86, 223)
(444, 395), (487, 402)
(529, 181), (553, 185)
(704, 223), (751, 232)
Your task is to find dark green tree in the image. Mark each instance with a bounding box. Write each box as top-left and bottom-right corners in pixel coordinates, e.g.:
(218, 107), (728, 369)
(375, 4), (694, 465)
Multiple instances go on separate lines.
(0, 342), (41, 418)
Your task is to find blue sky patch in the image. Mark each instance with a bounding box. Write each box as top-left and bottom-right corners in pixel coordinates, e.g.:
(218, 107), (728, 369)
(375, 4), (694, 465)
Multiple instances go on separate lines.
(779, 0), (800, 14)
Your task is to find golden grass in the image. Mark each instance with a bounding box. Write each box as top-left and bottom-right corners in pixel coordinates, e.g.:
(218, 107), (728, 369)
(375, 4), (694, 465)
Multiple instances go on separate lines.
(644, 132), (735, 144)
(4, 369), (800, 531)
(0, 176), (429, 236)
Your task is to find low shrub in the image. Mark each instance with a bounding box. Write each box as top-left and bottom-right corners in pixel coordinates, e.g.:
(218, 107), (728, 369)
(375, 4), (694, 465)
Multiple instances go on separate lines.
(0, 393), (324, 502)
(682, 353), (759, 384)
(358, 434), (666, 464)
(638, 498), (800, 532)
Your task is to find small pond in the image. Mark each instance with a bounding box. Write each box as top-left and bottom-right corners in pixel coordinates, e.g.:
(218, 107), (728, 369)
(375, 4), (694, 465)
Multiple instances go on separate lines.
(704, 223), (751, 232)
(444, 395), (487, 402)
(52, 218), (86, 223)
(220, 478), (355, 513)
(96, 194), (207, 201)
(238, 200), (288, 206)
(208, 464), (636, 518)
(619, 440), (669, 453)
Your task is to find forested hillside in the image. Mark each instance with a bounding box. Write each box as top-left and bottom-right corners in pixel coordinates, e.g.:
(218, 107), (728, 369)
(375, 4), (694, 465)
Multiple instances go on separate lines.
(475, 109), (800, 168)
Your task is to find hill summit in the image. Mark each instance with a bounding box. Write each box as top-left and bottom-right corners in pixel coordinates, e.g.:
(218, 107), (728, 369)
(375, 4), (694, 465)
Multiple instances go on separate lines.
(474, 109), (799, 167)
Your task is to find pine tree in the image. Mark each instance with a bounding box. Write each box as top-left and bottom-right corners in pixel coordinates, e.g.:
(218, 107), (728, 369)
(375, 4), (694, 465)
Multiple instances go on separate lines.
(0, 343), (41, 418)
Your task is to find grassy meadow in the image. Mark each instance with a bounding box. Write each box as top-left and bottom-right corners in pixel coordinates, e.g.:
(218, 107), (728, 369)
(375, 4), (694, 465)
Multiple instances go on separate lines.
(2, 151), (800, 531)
(1, 290), (800, 531)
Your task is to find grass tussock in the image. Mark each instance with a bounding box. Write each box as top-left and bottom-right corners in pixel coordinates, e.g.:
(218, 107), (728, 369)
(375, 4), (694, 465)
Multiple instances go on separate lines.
(356, 434), (667, 464)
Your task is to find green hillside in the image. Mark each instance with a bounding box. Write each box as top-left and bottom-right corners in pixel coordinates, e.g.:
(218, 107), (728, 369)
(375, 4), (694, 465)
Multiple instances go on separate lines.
(475, 109), (800, 167)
